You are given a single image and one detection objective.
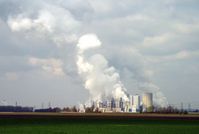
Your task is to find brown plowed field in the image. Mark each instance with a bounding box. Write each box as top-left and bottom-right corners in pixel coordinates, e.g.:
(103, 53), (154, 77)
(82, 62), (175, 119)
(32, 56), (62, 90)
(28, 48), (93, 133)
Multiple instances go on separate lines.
(0, 112), (198, 120)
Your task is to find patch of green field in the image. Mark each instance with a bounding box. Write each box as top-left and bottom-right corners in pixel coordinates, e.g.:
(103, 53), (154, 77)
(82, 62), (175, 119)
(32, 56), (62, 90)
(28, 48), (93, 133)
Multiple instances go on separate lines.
(0, 117), (199, 134)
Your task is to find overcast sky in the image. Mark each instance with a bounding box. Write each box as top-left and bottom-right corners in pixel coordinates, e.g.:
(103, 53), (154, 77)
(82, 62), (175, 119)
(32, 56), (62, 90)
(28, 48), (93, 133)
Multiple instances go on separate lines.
(0, 0), (199, 108)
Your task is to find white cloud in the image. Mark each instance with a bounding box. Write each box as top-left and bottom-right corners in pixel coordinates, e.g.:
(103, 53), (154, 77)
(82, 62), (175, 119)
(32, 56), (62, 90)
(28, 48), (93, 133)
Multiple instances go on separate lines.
(52, 34), (78, 47)
(125, 14), (152, 22)
(146, 50), (199, 63)
(88, 0), (112, 13)
(7, 5), (81, 47)
(29, 57), (65, 76)
(7, 10), (55, 33)
(4, 72), (19, 80)
(7, 17), (33, 31)
(174, 23), (199, 34)
(142, 33), (172, 48)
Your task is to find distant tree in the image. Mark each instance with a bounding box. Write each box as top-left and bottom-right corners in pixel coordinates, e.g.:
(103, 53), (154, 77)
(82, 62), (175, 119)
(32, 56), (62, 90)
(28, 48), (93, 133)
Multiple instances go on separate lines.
(71, 106), (77, 112)
(93, 107), (102, 113)
(183, 110), (188, 114)
(153, 105), (183, 114)
(147, 106), (154, 113)
(85, 105), (95, 113)
(53, 107), (61, 112)
(63, 107), (71, 112)
(85, 107), (92, 113)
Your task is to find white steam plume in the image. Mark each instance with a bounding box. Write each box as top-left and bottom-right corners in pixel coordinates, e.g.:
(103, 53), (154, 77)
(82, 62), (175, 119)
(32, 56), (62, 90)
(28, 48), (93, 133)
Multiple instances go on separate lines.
(77, 34), (101, 53)
(114, 47), (168, 107)
(139, 82), (168, 107)
(76, 34), (129, 103)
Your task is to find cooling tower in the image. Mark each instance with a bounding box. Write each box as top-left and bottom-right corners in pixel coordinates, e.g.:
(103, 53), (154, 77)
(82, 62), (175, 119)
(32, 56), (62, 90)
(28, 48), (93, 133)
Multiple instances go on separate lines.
(142, 92), (153, 112)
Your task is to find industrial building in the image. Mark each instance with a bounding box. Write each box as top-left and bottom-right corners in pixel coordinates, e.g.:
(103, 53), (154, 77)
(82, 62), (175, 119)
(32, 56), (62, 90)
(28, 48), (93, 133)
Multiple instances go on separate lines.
(142, 92), (153, 112)
(132, 95), (141, 112)
(91, 92), (153, 113)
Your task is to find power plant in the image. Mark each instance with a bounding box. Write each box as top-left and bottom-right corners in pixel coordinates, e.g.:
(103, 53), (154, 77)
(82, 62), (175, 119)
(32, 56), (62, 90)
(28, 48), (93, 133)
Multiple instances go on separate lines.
(89, 92), (153, 113)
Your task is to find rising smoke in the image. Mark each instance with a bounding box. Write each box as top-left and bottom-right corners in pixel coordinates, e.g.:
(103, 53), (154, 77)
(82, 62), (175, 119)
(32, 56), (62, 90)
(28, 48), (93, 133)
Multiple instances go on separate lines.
(76, 34), (168, 107)
(76, 34), (129, 104)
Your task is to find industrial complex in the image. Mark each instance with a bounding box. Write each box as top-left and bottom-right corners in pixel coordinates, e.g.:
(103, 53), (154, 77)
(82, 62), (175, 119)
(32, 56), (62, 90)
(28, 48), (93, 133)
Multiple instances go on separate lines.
(89, 92), (153, 113)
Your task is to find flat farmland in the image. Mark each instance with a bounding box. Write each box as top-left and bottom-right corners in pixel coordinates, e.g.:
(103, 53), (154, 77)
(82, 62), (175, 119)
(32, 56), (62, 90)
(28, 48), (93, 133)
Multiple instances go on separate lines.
(0, 112), (199, 134)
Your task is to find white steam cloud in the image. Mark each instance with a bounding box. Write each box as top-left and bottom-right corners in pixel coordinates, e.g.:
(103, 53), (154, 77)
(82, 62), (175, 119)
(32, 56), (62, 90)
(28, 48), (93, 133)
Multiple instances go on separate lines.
(76, 34), (129, 103)
(77, 34), (101, 53)
(139, 82), (168, 107)
(76, 34), (168, 107)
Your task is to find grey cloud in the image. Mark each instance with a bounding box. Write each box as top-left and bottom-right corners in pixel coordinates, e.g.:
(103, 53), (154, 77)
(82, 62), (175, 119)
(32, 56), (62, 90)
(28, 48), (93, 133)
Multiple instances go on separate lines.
(0, 56), (31, 75)
(0, 0), (198, 108)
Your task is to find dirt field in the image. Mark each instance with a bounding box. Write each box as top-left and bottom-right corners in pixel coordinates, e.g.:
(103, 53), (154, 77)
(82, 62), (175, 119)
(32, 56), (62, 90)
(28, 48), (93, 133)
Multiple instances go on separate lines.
(0, 112), (199, 120)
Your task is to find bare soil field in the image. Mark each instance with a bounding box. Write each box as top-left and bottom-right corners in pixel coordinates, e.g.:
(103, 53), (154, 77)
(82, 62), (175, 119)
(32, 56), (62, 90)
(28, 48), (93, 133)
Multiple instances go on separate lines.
(0, 112), (198, 120)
